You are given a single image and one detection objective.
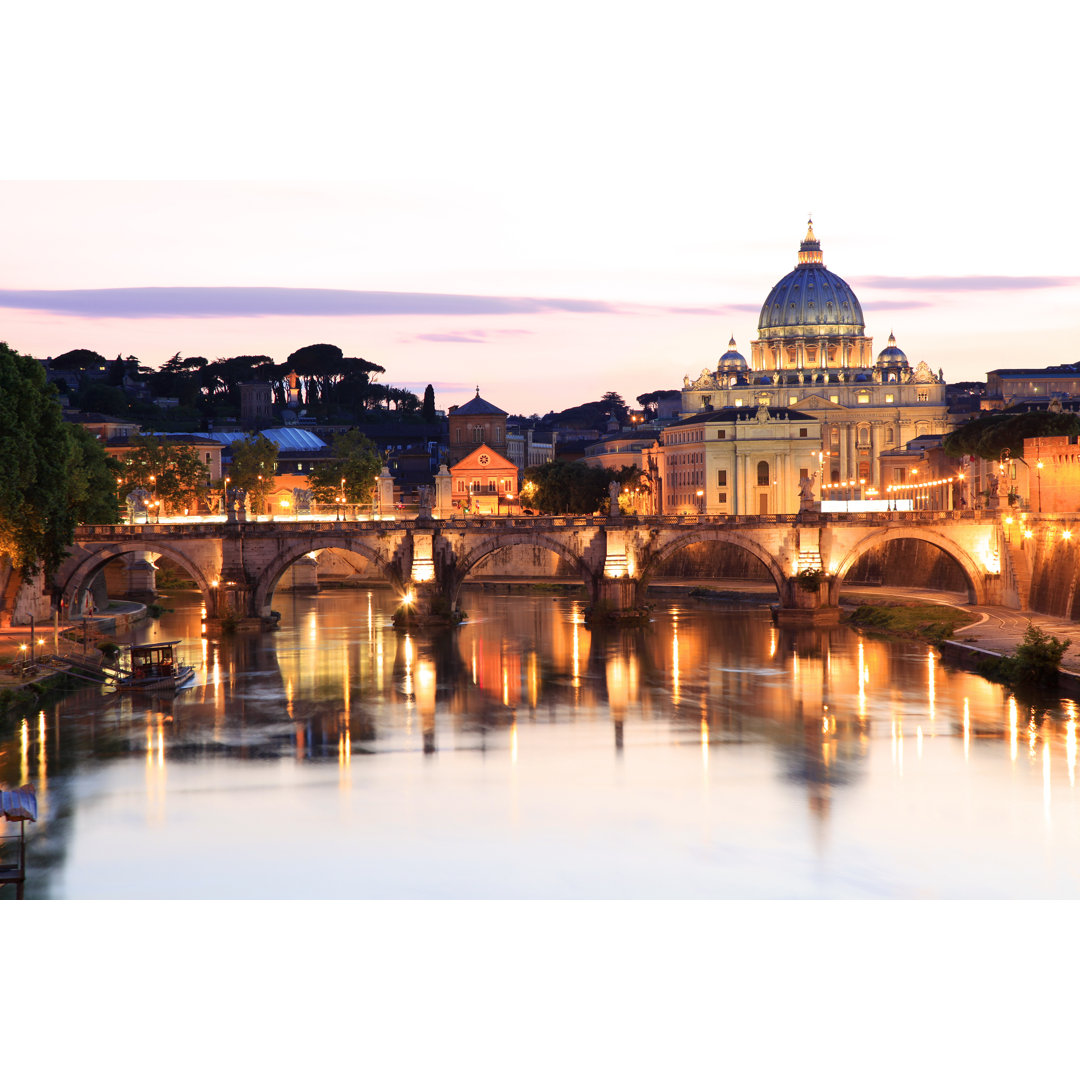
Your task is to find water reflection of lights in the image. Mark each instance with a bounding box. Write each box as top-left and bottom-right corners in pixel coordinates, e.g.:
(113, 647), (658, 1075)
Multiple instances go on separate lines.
(528, 652), (538, 709)
(769, 628), (776, 659)
(671, 622), (680, 706)
(1009, 697), (1018, 763)
(1043, 738), (1052, 824)
(857, 641), (866, 718)
(917, 726), (924, 758)
(1067, 708), (1077, 787)
(402, 634), (414, 697)
(700, 713), (709, 771)
(1028, 715), (1038, 760)
(511, 721), (519, 765)
(963, 698), (970, 760)
(927, 649), (936, 729)
(20, 718), (28, 787)
(38, 711), (47, 794)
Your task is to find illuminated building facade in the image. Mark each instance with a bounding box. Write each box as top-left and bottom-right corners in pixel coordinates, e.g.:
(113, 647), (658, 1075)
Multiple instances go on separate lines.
(449, 443), (519, 513)
(679, 222), (951, 490)
(655, 404), (822, 515)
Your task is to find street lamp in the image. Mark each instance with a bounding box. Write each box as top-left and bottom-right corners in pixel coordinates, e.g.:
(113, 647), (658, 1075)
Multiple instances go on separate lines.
(1037, 459), (1044, 514)
(696, 489), (705, 515)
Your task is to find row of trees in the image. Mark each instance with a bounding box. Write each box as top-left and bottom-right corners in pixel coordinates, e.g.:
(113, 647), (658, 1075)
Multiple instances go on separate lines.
(520, 461), (645, 515)
(53, 343), (435, 427)
(116, 429), (385, 516)
(943, 410), (1080, 460)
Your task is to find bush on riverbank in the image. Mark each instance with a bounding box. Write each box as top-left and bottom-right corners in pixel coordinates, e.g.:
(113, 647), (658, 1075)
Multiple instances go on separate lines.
(846, 603), (975, 646)
(976, 623), (1071, 689)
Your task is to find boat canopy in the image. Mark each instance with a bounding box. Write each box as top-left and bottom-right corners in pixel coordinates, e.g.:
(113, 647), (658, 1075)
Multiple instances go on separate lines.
(0, 785), (37, 823)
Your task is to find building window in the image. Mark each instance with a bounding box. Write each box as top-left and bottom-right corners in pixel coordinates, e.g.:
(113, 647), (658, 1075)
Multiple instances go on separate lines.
(857, 426), (870, 446)
(830, 395), (839, 404)
(800, 467), (809, 481)
(916, 391), (928, 402)
(717, 469), (727, 486)
(830, 428), (840, 448)
(757, 461), (769, 486)
(857, 393), (870, 404)
(717, 493), (727, 504)
(789, 396), (799, 405)
(799, 428), (807, 438)
(885, 393), (895, 403)
(734, 398), (744, 407)
(717, 429), (726, 439)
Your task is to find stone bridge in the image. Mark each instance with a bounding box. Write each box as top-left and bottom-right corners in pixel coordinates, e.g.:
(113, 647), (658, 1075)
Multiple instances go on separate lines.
(46, 509), (1014, 630)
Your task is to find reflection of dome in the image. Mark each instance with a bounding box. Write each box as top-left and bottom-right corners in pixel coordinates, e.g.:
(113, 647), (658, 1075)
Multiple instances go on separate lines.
(717, 336), (748, 371)
(876, 332), (908, 367)
(757, 221), (865, 339)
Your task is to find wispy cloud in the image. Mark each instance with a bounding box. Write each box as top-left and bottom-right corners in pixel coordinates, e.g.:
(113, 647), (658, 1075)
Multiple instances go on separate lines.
(0, 286), (624, 319)
(865, 299), (934, 311)
(402, 327), (536, 345)
(856, 275), (1080, 292)
(411, 332), (490, 344)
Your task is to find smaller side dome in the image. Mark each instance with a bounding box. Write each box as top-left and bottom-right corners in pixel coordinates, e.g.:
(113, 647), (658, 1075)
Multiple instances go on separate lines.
(717, 335), (748, 372)
(876, 331), (909, 368)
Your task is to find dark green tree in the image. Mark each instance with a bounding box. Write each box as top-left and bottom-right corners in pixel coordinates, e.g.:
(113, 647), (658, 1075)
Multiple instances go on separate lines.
(116, 435), (210, 514)
(601, 390), (629, 426)
(50, 348), (108, 374)
(310, 430), (383, 504)
(422, 384), (436, 423)
(521, 460), (613, 514)
(944, 410), (1080, 460)
(67, 425), (122, 525)
(227, 434), (279, 514)
(0, 342), (83, 583)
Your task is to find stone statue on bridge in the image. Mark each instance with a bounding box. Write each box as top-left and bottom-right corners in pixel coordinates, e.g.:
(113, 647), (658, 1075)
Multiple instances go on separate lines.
(291, 488), (313, 513)
(798, 472), (818, 511)
(126, 487), (151, 522)
(226, 486), (247, 522)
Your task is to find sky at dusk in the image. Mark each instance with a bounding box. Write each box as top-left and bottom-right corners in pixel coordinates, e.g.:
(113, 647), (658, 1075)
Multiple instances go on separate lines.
(3, 0), (1077, 416)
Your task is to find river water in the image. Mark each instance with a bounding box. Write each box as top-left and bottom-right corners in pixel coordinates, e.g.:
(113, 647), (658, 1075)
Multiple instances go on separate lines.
(4, 587), (1080, 898)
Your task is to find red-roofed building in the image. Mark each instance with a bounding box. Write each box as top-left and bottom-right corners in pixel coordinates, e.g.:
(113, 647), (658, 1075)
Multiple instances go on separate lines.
(448, 444), (518, 514)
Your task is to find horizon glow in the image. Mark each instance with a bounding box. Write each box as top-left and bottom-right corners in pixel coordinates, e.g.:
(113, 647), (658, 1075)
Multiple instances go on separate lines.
(2, 2), (1077, 416)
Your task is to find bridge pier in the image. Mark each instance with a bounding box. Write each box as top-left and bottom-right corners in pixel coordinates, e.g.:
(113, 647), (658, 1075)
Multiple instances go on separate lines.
(775, 573), (841, 625)
(207, 577), (279, 633)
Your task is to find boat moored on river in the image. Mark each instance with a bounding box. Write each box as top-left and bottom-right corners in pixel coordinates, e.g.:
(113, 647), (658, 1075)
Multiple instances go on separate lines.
(114, 640), (195, 692)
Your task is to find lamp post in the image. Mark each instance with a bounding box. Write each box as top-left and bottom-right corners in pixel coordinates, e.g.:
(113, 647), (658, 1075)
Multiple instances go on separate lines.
(1037, 459), (1044, 514)
(149, 474), (157, 523)
(222, 474), (229, 518)
(696, 489), (705, 515)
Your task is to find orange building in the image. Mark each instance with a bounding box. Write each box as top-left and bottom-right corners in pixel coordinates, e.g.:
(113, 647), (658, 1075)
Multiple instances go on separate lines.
(1022, 435), (1080, 513)
(447, 389), (508, 465)
(449, 444), (518, 513)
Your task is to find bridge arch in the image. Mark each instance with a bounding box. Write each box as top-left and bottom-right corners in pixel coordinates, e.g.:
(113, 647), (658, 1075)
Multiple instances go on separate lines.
(833, 527), (988, 604)
(57, 541), (215, 612)
(253, 536), (405, 616)
(639, 529), (787, 597)
(448, 532), (596, 604)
